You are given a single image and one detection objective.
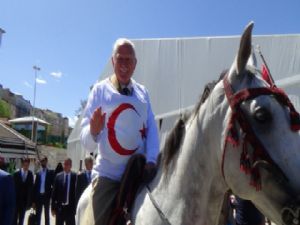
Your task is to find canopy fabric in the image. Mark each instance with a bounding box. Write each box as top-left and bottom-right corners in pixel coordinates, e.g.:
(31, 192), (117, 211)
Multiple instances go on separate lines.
(9, 116), (50, 125)
(68, 34), (300, 171)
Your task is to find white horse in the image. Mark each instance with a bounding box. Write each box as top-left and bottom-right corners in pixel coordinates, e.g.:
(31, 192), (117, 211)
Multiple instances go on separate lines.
(78, 22), (300, 225)
(131, 22), (300, 225)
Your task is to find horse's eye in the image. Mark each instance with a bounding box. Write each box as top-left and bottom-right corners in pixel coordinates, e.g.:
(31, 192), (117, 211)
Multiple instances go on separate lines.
(254, 107), (272, 123)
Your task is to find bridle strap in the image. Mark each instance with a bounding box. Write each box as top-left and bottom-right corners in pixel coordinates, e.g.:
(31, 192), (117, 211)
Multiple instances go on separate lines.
(222, 74), (300, 190)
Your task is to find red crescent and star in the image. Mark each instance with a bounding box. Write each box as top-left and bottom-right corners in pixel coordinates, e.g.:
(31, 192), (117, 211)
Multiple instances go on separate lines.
(107, 103), (147, 156)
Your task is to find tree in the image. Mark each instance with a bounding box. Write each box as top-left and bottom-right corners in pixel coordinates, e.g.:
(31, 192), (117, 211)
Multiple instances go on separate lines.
(0, 99), (11, 118)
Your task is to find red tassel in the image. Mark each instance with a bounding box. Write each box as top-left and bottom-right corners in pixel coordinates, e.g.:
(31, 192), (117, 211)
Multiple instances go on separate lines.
(227, 117), (239, 146)
(290, 111), (300, 131)
(226, 136), (239, 147)
(250, 168), (261, 191)
(240, 142), (251, 175)
(262, 64), (273, 86)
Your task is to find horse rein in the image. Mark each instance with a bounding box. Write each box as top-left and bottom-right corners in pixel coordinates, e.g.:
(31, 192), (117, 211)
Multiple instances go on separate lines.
(146, 185), (172, 225)
(221, 72), (300, 190)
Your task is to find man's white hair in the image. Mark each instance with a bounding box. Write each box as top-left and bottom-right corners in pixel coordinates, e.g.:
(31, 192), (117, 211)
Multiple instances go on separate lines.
(112, 38), (136, 57)
(84, 155), (94, 163)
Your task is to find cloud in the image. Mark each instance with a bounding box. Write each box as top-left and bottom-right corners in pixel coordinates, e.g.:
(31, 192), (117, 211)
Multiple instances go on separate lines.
(50, 71), (63, 79)
(24, 81), (33, 88)
(36, 78), (47, 84)
(68, 116), (78, 128)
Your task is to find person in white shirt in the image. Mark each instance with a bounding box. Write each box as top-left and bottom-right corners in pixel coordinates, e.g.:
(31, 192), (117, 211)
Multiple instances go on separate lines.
(32, 156), (55, 225)
(79, 38), (159, 224)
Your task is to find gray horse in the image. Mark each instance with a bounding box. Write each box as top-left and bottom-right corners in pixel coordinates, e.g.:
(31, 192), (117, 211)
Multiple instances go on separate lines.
(131, 22), (300, 225)
(77, 22), (300, 225)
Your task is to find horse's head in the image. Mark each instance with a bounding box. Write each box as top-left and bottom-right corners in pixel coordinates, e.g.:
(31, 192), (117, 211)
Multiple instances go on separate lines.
(222, 22), (300, 225)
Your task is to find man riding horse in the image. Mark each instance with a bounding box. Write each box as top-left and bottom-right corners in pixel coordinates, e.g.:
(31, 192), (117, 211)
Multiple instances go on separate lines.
(79, 38), (160, 225)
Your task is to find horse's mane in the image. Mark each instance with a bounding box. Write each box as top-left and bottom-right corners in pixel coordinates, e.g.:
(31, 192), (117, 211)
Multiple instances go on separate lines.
(159, 70), (228, 171)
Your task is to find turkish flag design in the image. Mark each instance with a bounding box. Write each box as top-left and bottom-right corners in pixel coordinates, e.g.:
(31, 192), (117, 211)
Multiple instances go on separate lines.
(107, 103), (147, 156)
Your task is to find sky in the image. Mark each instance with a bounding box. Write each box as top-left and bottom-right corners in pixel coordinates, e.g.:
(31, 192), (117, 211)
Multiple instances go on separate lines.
(0, 0), (299, 127)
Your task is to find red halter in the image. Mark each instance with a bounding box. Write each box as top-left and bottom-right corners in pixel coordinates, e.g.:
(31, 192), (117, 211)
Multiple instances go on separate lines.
(221, 73), (300, 190)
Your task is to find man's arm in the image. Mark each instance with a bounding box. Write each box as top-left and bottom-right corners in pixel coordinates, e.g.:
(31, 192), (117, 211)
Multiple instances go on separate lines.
(145, 92), (160, 164)
(80, 84), (106, 152)
(3, 174), (16, 225)
(141, 91), (160, 182)
(51, 174), (59, 216)
(75, 173), (83, 207)
(27, 171), (34, 209)
(32, 173), (39, 209)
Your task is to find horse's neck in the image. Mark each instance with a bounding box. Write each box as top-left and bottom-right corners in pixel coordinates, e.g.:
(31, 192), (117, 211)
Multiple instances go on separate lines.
(151, 97), (228, 224)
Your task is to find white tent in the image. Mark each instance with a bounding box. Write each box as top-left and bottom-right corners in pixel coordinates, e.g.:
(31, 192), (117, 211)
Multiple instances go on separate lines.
(68, 34), (300, 171)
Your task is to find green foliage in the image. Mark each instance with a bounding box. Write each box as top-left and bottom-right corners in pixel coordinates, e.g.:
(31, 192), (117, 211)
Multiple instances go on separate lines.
(0, 99), (11, 118)
(45, 135), (67, 149)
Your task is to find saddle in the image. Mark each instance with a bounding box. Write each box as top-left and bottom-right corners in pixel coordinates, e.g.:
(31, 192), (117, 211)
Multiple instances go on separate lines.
(108, 154), (147, 225)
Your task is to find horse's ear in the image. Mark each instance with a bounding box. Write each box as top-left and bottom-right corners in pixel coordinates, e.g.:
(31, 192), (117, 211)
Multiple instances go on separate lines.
(227, 22), (254, 86)
(236, 22), (254, 74)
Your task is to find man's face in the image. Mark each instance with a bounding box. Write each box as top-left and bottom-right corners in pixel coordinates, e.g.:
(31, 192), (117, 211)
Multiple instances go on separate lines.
(22, 161), (30, 171)
(85, 160), (93, 171)
(41, 159), (48, 168)
(112, 44), (137, 85)
(63, 160), (72, 173)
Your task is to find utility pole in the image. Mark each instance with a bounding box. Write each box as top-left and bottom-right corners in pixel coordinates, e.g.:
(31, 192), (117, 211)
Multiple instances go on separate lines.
(0, 28), (5, 47)
(31, 65), (41, 143)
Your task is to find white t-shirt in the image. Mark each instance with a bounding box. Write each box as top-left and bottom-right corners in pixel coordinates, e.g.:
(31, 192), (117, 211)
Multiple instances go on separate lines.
(81, 78), (159, 181)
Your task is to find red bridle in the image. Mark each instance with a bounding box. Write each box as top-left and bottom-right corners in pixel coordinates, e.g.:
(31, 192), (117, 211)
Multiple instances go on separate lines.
(221, 73), (300, 190)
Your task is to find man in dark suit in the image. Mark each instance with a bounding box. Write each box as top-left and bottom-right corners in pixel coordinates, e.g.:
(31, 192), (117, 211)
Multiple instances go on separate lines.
(13, 158), (34, 225)
(51, 158), (77, 225)
(0, 168), (16, 225)
(32, 156), (55, 225)
(75, 156), (93, 207)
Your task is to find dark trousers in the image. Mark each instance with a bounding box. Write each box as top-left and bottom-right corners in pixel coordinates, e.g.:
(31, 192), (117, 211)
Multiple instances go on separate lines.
(36, 194), (50, 225)
(14, 206), (26, 225)
(55, 205), (75, 225)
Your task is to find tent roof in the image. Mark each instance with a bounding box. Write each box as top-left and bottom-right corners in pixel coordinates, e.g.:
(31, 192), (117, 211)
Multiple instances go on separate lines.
(98, 34), (300, 116)
(9, 116), (50, 125)
(0, 121), (36, 150)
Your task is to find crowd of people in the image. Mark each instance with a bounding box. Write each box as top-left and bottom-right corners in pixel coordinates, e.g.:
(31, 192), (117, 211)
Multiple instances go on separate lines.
(0, 156), (93, 225)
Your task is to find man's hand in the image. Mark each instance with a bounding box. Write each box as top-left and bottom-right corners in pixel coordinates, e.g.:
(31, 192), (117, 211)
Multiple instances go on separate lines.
(51, 209), (56, 217)
(32, 203), (36, 210)
(143, 162), (157, 183)
(90, 107), (106, 137)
